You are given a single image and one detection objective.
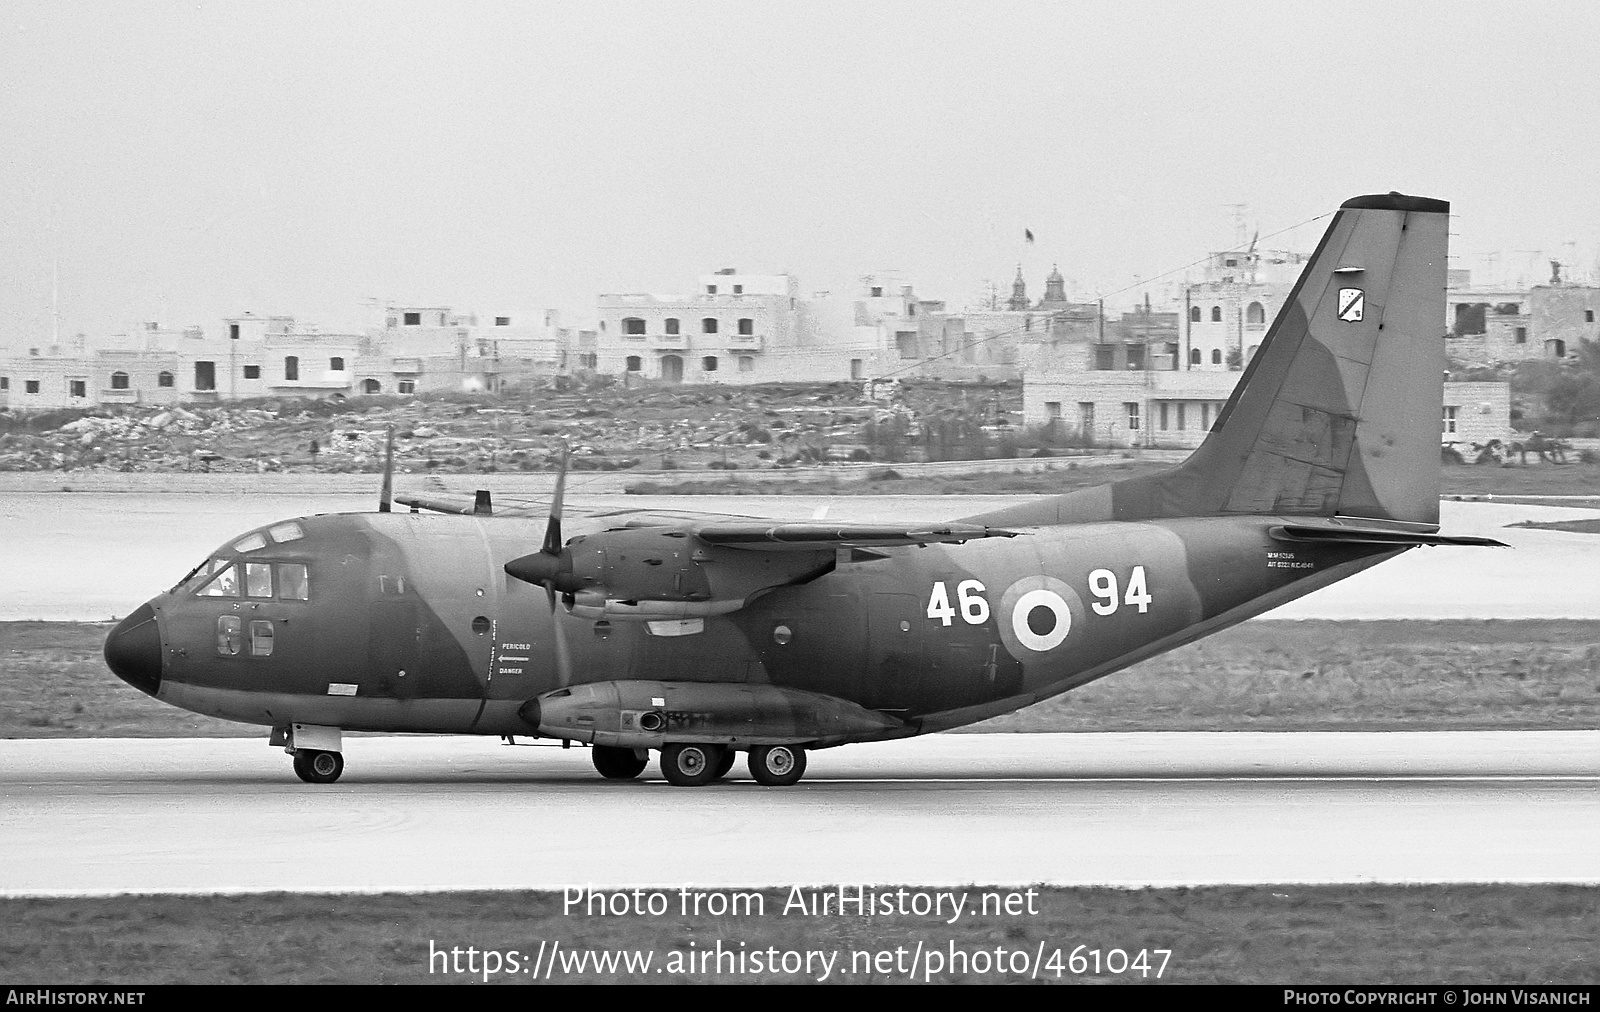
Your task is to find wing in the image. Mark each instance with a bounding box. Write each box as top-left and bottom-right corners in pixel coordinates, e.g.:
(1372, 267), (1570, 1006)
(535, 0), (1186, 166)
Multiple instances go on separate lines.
(392, 491), (788, 527)
(687, 520), (1020, 550)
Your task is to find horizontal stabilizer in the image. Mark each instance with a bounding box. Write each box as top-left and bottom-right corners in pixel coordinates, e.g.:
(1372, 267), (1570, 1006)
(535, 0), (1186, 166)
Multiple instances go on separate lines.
(693, 521), (1020, 550)
(1268, 523), (1506, 548)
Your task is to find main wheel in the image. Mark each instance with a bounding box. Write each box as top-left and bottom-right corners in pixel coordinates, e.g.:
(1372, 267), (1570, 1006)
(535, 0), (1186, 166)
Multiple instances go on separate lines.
(660, 743), (725, 787)
(748, 744), (806, 786)
(592, 745), (648, 780)
(293, 749), (344, 784)
(712, 748), (736, 780)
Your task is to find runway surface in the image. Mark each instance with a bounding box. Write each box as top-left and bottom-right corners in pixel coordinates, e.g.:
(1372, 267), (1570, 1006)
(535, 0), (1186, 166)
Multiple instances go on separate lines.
(3, 731), (1598, 896)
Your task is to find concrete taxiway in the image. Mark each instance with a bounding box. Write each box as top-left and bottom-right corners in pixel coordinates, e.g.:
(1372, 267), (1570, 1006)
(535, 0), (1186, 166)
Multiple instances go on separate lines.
(2, 732), (1597, 895)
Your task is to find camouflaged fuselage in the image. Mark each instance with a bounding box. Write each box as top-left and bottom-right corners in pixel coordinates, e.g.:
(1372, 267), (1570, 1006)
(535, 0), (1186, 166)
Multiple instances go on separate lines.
(140, 508), (1402, 740)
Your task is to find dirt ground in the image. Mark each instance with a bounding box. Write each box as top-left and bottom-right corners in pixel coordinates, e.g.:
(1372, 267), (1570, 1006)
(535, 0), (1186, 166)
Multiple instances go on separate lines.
(0, 381), (1016, 475)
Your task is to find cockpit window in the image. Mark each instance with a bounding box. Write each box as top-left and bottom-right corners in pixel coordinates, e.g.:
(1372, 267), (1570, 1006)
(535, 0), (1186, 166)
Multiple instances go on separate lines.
(232, 533), (267, 553)
(244, 563), (273, 598)
(278, 563), (309, 601)
(268, 522), (304, 544)
(172, 557), (225, 594)
(197, 565), (240, 598)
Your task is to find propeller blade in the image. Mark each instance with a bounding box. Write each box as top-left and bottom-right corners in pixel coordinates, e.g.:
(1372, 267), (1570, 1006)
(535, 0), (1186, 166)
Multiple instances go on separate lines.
(378, 425), (395, 513)
(542, 443), (569, 556)
(502, 442), (577, 687)
(546, 582), (573, 687)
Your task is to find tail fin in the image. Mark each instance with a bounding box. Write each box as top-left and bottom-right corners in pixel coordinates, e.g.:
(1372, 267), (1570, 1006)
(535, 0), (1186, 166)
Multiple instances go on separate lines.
(975, 192), (1450, 530)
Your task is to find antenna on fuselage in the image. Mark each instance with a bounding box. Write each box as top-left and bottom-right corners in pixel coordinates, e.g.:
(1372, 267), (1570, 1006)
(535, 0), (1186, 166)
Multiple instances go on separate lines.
(378, 425), (395, 513)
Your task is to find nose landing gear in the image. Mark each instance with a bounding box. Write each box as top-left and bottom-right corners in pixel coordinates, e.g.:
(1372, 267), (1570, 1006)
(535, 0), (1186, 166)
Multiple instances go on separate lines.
(292, 749), (344, 784)
(274, 724), (345, 784)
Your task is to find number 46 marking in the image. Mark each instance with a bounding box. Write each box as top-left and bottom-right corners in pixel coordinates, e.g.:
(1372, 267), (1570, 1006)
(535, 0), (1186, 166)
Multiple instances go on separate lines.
(926, 579), (990, 626)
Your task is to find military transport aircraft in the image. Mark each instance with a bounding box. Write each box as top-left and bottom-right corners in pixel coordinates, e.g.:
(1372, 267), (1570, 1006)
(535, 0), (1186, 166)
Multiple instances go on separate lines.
(105, 192), (1501, 787)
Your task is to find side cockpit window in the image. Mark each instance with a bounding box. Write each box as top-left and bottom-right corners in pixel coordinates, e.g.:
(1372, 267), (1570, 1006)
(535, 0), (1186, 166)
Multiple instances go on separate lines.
(197, 565), (240, 598)
(278, 563), (309, 601)
(193, 561), (309, 600)
(245, 562), (273, 598)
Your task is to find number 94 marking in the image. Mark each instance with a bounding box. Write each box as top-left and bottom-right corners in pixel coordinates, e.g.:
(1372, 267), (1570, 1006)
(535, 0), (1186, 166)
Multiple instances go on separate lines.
(1088, 566), (1151, 616)
(926, 567), (1151, 627)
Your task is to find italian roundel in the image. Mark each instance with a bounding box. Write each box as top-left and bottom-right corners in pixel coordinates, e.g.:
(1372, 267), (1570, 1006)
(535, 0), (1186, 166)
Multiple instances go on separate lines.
(996, 575), (1083, 659)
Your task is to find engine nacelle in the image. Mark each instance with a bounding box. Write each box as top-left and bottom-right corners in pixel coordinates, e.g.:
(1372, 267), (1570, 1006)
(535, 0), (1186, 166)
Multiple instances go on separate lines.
(519, 680), (909, 749)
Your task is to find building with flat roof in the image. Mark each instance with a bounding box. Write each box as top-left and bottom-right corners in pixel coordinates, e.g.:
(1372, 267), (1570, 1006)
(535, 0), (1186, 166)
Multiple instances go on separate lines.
(1445, 269), (1600, 365)
(0, 304), (583, 410)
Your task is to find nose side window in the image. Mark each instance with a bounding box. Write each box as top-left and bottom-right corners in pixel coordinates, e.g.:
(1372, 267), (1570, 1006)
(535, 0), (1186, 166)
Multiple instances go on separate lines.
(249, 620), (274, 657)
(216, 616), (242, 656)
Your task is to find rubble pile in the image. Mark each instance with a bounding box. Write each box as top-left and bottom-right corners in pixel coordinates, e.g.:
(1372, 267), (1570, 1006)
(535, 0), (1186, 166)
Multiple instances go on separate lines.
(0, 381), (1025, 475)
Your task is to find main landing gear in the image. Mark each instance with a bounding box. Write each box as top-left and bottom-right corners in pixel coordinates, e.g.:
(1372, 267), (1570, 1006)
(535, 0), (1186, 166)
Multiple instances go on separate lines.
(655, 742), (808, 787)
(747, 744), (806, 787)
(591, 745), (649, 780)
(659, 743), (725, 787)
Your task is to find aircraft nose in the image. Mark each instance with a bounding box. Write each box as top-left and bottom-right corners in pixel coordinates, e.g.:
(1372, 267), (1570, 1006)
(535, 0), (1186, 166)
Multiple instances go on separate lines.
(105, 602), (163, 697)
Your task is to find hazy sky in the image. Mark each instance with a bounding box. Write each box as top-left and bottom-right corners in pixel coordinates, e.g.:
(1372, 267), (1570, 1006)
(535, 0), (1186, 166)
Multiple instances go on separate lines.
(4, 1), (1599, 345)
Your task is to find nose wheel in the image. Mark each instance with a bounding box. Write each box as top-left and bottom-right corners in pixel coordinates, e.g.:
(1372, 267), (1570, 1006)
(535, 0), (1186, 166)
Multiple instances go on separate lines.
(292, 749), (344, 784)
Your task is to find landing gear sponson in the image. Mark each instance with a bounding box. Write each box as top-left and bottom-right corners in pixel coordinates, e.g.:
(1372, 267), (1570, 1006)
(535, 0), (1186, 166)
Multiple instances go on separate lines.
(522, 680), (878, 788)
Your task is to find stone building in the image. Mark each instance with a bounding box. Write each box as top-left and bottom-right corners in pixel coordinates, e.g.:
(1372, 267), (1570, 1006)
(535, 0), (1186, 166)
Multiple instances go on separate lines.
(1441, 381), (1513, 451)
(1444, 269), (1600, 365)
(595, 270), (909, 385)
(1177, 248), (1309, 371)
(1025, 353), (1510, 452)
(0, 304), (583, 410)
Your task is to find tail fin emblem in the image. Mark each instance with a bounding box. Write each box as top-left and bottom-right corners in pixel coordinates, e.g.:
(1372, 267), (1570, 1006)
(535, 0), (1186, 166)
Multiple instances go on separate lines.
(1337, 288), (1365, 322)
